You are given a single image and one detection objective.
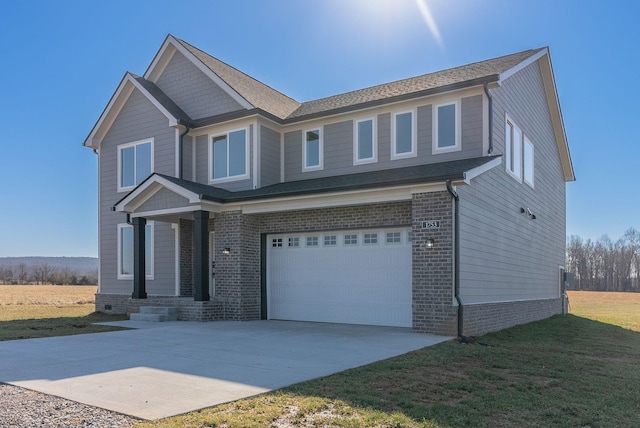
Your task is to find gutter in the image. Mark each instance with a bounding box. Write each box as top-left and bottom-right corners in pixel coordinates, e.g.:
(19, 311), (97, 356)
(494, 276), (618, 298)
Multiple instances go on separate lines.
(483, 81), (494, 154)
(446, 180), (463, 338)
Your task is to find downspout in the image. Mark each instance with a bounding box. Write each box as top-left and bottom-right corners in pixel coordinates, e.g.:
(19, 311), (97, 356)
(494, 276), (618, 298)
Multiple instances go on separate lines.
(483, 81), (494, 154)
(178, 123), (190, 180)
(446, 180), (463, 338)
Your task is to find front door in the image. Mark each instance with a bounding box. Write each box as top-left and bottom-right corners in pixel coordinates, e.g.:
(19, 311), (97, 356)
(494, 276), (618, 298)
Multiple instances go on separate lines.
(209, 232), (215, 297)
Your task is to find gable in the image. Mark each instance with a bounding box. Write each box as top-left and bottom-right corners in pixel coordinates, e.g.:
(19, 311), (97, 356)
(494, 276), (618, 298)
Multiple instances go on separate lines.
(155, 51), (244, 120)
(136, 187), (190, 213)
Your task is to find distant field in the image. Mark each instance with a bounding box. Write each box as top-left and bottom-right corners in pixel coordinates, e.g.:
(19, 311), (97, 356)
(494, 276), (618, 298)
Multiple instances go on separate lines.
(567, 290), (640, 331)
(0, 285), (97, 305)
(0, 285), (98, 322)
(0, 285), (126, 339)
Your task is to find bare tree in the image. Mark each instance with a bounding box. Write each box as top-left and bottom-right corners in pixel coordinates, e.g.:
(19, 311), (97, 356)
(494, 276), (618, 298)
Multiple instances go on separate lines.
(16, 263), (28, 285)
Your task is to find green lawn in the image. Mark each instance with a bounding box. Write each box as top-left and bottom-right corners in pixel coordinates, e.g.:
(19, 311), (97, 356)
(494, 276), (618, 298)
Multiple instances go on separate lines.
(138, 297), (640, 427)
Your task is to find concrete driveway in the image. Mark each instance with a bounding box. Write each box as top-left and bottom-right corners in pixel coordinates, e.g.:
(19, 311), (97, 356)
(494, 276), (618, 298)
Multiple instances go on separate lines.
(0, 320), (449, 420)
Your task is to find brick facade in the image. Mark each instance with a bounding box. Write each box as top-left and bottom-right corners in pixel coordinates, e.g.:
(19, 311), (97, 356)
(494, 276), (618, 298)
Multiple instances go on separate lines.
(97, 196), (561, 335)
(411, 192), (458, 335)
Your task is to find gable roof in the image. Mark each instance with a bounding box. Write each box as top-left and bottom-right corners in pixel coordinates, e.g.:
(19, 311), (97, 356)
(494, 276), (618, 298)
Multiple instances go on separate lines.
(84, 36), (572, 181)
(288, 48), (546, 120)
(172, 37), (301, 120)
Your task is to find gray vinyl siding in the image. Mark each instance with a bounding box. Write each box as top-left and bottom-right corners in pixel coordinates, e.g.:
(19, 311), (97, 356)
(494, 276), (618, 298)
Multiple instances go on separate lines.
(182, 135), (193, 180)
(260, 125), (281, 187)
(155, 51), (243, 120)
(283, 95), (483, 181)
(137, 188), (190, 212)
(194, 126), (254, 191)
(99, 88), (177, 295)
(458, 60), (565, 304)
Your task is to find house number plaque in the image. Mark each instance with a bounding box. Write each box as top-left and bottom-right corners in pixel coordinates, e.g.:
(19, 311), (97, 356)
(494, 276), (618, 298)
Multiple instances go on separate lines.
(422, 220), (441, 229)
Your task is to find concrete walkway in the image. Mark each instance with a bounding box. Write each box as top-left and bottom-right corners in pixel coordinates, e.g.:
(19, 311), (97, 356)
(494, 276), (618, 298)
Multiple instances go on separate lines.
(0, 320), (449, 420)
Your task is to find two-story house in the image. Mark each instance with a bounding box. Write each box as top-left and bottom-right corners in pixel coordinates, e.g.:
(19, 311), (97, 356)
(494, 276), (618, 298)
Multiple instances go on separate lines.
(84, 35), (574, 336)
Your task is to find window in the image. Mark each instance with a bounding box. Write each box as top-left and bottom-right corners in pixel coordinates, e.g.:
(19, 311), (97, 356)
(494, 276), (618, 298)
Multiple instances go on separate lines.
(354, 118), (377, 164)
(210, 128), (248, 182)
(363, 233), (378, 244)
(306, 236), (319, 247)
(392, 110), (416, 159)
(523, 137), (534, 187)
(344, 234), (358, 245)
(433, 101), (460, 154)
(118, 139), (153, 192)
(303, 128), (323, 171)
(386, 232), (401, 244)
(272, 238), (283, 248)
(288, 237), (299, 247)
(407, 231), (413, 243)
(505, 117), (523, 181)
(117, 222), (153, 279)
(324, 235), (337, 246)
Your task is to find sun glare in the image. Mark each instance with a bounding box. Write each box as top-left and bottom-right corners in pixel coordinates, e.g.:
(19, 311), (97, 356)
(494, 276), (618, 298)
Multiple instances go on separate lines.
(415, 0), (444, 48)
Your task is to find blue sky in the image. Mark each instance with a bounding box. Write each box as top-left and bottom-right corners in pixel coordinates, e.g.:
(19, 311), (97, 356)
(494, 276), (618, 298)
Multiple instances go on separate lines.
(0, 0), (638, 257)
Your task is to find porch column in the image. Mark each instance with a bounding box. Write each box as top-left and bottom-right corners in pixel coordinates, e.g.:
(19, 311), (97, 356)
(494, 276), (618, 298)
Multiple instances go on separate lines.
(193, 210), (210, 302)
(132, 217), (147, 299)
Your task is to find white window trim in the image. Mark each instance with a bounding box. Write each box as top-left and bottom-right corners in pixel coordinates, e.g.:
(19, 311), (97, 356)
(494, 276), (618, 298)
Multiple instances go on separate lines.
(208, 127), (250, 184)
(117, 221), (154, 280)
(391, 109), (417, 160)
(505, 115), (523, 182)
(353, 117), (378, 165)
(523, 136), (534, 188)
(302, 127), (324, 172)
(432, 100), (461, 154)
(117, 138), (154, 193)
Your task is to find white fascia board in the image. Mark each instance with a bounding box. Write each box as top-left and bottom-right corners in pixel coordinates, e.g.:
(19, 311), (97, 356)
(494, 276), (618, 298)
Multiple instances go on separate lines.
(463, 156), (503, 184)
(539, 54), (575, 182)
(84, 73), (179, 149)
(84, 75), (134, 148)
(498, 48), (549, 83)
(114, 175), (201, 212)
(147, 35), (253, 110)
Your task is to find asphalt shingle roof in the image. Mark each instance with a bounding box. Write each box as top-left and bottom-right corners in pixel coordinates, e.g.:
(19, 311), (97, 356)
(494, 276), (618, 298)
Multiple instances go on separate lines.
(288, 49), (545, 119)
(175, 38), (301, 120)
(150, 156), (500, 205)
(169, 38), (543, 123)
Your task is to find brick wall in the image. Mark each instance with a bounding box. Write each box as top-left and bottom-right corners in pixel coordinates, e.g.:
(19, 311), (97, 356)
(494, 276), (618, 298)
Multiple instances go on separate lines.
(411, 191), (458, 335)
(179, 218), (194, 297)
(95, 294), (224, 321)
(463, 298), (562, 336)
(258, 201), (412, 233)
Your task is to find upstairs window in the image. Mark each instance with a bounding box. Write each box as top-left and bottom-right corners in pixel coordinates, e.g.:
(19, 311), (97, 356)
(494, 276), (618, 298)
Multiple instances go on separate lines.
(523, 137), (534, 187)
(118, 222), (153, 280)
(210, 128), (248, 182)
(118, 139), (153, 192)
(354, 118), (377, 164)
(392, 110), (416, 159)
(505, 117), (523, 181)
(433, 101), (461, 154)
(303, 128), (323, 171)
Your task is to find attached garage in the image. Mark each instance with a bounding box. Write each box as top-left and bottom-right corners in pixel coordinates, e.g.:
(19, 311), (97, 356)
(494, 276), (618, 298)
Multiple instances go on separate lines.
(266, 228), (412, 327)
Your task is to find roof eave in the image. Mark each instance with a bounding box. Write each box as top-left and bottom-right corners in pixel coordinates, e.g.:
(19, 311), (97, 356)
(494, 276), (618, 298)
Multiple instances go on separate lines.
(283, 75), (500, 124)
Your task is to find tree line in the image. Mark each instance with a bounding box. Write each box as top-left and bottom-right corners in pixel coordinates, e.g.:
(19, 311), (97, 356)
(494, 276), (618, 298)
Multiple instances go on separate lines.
(566, 228), (640, 292)
(0, 263), (98, 285)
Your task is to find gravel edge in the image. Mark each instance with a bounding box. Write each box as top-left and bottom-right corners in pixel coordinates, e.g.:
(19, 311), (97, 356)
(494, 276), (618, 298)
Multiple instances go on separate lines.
(0, 383), (139, 428)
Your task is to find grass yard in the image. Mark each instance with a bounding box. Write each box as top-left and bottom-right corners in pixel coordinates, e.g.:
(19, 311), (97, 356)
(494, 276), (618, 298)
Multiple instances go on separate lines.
(137, 291), (640, 428)
(0, 285), (128, 340)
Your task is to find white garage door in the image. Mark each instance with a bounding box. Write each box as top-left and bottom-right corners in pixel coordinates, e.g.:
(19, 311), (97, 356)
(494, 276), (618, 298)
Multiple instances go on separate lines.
(267, 228), (412, 327)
